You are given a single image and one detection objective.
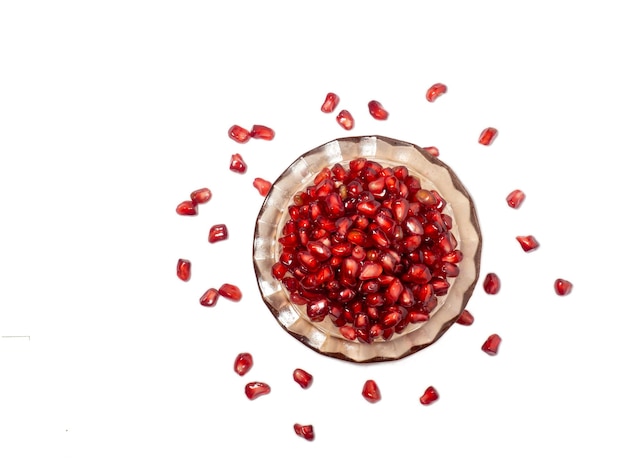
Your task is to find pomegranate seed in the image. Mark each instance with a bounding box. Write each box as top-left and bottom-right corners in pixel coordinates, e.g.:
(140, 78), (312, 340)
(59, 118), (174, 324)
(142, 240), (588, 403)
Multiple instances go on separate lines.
(506, 189), (525, 209)
(456, 309), (474, 326)
(234, 353), (253, 376)
(190, 187), (212, 204)
(426, 83), (447, 102)
(419, 385), (439, 405)
(516, 235), (540, 252)
(336, 109), (354, 130)
(339, 325), (357, 341)
(249, 124), (275, 140)
(228, 124), (250, 143)
(176, 200), (197, 216)
(478, 127), (498, 146)
(362, 379), (381, 403)
(293, 368), (313, 389)
(294, 423), (315, 441)
(554, 278), (573, 296)
(218, 283), (242, 301)
(481, 334), (502, 356)
(176, 258), (191, 281)
(368, 100), (389, 120)
(483, 272), (501, 295)
(208, 224), (228, 243)
(244, 382), (271, 400)
(321, 92), (340, 113)
(199, 288), (219, 307)
(422, 146), (440, 158)
(229, 153), (247, 174)
(253, 177), (272, 196)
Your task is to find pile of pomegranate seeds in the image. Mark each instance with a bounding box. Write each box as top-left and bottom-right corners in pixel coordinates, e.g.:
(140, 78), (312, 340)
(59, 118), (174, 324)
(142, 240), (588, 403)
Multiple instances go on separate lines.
(294, 423), (315, 441)
(229, 153), (247, 173)
(244, 382), (271, 400)
(362, 379), (381, 403)
(554, 278), (573, 296)
(176, 259), (191, 282)
(478, 127), (498, 146)
(483, 272), (501, 295)
(234, 353), (253, 376)
(516, 235), (540, 252)
(272, 158), (462, 343)
(481, 334), (501, 356)
(208, 224), (229, 243)
(368, 100), (389, 120)
(293, 368), (313, 389)
(336, 109), (354, 130)
(426, 83), (447, 102)
(506, 189), (525, 208)
(419, 385), (439, 405)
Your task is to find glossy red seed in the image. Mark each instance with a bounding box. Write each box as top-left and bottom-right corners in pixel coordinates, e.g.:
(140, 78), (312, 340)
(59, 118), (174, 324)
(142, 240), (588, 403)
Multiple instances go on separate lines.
(218, 283), (242, 301)
(199, 288), (219, 307)
(362, 379), (381, 403)
(249, 124), (275, 140)
(176, 258), (191, 281)
(516, 235), (540, 252)
(426, 83), (447, 102)
(234, 353), (253, 376)
(482, 334), (502, 355)
(506, 189), (525, 208)
(339, 325), (357, 341)
(253, 177), (272, 196)
(228, 124), (251, 143)
(293, 368), (313, 389)
(483, 273), (501, 295)
(554, 278), (573, 296)
(368, 100), (389, 120)
(229, 153), (247, 174)
(321, 92), (340, 113)
(294, 423), (315, 441)
(244, 382), (271, 400)
(190, 187), (212, 204)
(208, 224), (228, 243)
(419, 386), (439, 405)
(478, 127), (498, 146)
(336, 109), (354, 130)
(176, 200), (197, 216)
(456, 309), (474, 325)
(422, 146), (440, 158)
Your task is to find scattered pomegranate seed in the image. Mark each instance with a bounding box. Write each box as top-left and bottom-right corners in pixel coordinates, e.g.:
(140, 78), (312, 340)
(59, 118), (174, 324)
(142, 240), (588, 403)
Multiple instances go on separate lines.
(516, 235), (540, 252)
(229, 153), (247, 174)
(244, 382), (271, 400)
(368, 100), (389, 120)
(506, 189), (525, 209)
(176, 258), (191, 281)
(218, 283), (242, 301)
(176, 200), (197, 216)
(554, 278), (573, 296)
(208, 224), (228, 243)
(234, 353), (253, 376)
(456, 309), (474, 326)
(293, 368), (313, 389)
(336, 109), (354, 130)
(253, 177), (272, 196)
(481, 334), (502, 356)
(321, 92), (340, 113)
(483, 272), (501, 295)
(199, 288), (219, 307)
(228, 124), (251, 143)
(426, 83), (447, 102)
(294, 423), (315, 441)
(362, 379), (381, 403)
(422, 146), (440, 158)
(190, 187), (212, 205)
(419, 385), (439, 405)
(478, 127), (498, 146)
(250, 124), (275, 140)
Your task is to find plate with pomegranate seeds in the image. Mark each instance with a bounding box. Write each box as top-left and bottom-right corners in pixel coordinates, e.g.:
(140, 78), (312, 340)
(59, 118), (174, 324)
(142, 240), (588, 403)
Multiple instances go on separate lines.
(253, 135), (482, 362)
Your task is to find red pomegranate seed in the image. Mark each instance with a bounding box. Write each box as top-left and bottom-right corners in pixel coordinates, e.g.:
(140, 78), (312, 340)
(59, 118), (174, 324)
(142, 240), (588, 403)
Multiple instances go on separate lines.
(228, 124), (250, 143)
(339, 325), (357, 341)
(176, 200), (197, 216)
(506, 189), (525, 209)
(368, 100), (389, 120)
(425, 83), (447, 102)
(249, 124), (275, 140)
(419, 385), (439, 405)
(218, 283), (242, 301)
(362, 379), (381, 403)
(516, 235), (540, 252)
(253, 177), (272, 196)
(478, 127), (498, 146)
(229, 153), (247, 174)
(336, 109), (354, 130)
(234, 353), (253, 376)
(554, 278), (573, 296)
(176, 258), (191, 281)
(208, 224), (228, 243)
(190, 187), (212, 204)
(321, 92), (340, 113)
(293, 368), (313, 389)
(244, 382), (271, 400)
(483, 273), (501, 295)
(422, 146), (440, 158)
(481, 334), (502, 356)
(456, 309), (474, 326)
(199, 288), (219, 307)
(294, 423), (315, 441)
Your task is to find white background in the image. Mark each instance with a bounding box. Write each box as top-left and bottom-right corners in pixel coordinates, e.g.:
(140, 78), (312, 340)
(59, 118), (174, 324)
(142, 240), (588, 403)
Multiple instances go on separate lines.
(1, 1), (624, 468)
